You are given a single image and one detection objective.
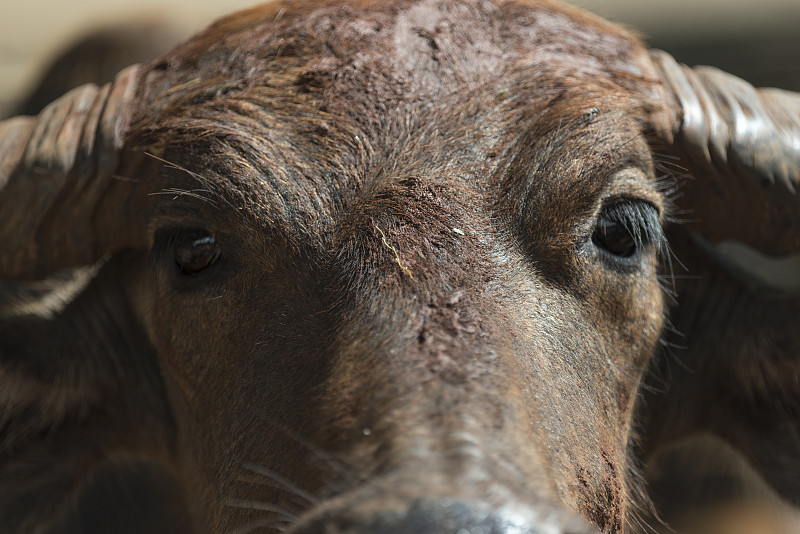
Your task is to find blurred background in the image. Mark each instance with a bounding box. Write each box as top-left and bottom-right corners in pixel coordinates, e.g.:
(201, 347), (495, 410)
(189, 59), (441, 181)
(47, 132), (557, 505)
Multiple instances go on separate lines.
(1, 0), (799, 117)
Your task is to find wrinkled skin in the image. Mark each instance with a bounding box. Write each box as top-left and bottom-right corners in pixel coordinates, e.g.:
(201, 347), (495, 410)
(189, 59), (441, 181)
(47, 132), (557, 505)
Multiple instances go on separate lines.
(0, 1), (798, 533)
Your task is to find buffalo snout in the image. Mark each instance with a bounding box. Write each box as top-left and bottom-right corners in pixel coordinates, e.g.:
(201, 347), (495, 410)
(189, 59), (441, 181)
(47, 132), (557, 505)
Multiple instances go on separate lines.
(288, 498), (596, 534)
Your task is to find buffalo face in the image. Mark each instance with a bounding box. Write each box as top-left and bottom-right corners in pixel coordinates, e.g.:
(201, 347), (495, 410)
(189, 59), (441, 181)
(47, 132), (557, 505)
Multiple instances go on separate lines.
(1, 1), (797, 533)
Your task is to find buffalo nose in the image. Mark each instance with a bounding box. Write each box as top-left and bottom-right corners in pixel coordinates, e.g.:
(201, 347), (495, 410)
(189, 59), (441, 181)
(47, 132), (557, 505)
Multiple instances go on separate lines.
(287, 498), (598, 534)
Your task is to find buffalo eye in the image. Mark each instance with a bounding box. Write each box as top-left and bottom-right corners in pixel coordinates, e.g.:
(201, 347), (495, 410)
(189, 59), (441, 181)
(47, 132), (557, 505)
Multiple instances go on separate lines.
(592, 201), (662, 260)
(174, 232), (222, 274)
(593, 218), (636, 257)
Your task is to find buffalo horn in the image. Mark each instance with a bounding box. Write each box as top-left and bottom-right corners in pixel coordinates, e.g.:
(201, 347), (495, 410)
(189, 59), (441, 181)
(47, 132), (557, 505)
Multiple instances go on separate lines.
(651, 50), (800, 256)
(0, 65), (144, 280)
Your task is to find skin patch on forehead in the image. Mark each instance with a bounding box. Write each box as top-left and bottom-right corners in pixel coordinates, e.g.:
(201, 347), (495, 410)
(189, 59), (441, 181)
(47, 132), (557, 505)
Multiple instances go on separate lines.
(131, 0), (651, 123)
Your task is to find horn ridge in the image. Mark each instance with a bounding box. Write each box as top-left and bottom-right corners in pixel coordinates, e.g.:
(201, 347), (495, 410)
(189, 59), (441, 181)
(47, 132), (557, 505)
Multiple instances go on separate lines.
(95, 65), (142, 181)
(651, 50), (800, 255)
(0, 65), (144, 280)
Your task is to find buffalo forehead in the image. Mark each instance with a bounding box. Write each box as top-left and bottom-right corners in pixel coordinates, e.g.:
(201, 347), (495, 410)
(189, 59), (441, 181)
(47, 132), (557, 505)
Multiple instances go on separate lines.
(133, 0), (657, 235)
(140, 0), (647, 116)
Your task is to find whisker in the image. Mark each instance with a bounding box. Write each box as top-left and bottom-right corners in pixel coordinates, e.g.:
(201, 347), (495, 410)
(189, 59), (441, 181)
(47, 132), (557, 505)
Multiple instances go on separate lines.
(224, 498), (299, 520)
(229, 518), (293, 534)
(243, 463), (320, 505)
(143, 151), (238, 210)
(149, 187), (219, 206)
(248, 417), (358, 489)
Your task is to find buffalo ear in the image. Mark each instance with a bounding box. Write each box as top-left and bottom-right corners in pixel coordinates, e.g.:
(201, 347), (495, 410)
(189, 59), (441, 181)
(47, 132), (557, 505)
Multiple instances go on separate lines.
(644, 226), (800, 502)
(0, 255), (192, 533)
(641, 49), (800, 523)
(50, 461), (196, 534)
(0, 64), (147, 280)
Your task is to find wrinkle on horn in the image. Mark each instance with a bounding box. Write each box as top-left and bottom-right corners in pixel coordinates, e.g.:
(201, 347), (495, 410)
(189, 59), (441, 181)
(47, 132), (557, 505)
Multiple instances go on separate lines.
(651, 50), (800, 256)
(0, 64), (145, 280)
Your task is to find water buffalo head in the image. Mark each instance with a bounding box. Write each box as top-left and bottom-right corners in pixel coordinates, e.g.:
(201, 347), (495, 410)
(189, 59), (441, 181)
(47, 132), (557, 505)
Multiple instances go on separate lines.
(1, 1), (797, 533)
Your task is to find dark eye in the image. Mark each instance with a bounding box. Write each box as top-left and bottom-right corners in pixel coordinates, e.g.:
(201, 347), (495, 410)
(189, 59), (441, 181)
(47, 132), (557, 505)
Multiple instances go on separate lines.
(592, 201), (662, 260)
(174, 231), (222, 274)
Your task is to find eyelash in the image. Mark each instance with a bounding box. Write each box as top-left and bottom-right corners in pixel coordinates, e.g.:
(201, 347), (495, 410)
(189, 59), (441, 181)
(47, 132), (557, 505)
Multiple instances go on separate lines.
(591, 200), (664, 262)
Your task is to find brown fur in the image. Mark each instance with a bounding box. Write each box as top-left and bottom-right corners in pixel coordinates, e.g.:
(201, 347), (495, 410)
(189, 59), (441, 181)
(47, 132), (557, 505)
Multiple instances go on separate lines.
(122, 3), (664, 530)
(1, 1), (797, 534)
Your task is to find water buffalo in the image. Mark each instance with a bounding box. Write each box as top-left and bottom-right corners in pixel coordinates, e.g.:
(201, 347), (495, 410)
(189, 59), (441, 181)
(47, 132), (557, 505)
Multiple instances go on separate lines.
(1, 0), (798, 533)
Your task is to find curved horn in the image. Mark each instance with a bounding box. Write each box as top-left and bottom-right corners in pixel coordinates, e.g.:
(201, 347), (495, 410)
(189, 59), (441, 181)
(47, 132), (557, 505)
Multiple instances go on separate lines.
(650, 50), (800, 256)
(0, 65), (145, 280)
